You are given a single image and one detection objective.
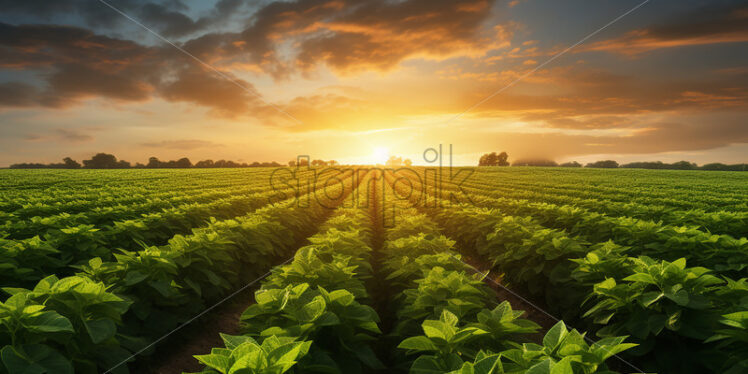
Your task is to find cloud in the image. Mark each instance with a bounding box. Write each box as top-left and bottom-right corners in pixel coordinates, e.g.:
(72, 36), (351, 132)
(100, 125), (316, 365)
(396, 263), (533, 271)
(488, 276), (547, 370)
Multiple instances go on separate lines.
(0, 0), (248, 38)
(25, 128), (94, 143)
(140, 139), (224, 149)
(0, 82), (43, 107)
(440, 64), (748, 130)
(157, 64), (266, 117)
(0, 0), (516, 116)
(443, 115), (748, 161)
(582, 3), (748, 55)
(178, 0), (512, 77)
(0, 22), (271, 116)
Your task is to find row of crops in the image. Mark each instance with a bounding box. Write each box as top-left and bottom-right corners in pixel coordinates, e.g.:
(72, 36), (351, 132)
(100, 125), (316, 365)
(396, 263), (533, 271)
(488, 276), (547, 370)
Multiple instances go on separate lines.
(0, 167), (746, 373)
(0, 168), (357, 373)
(177, 170), (638, 374)
(386, 167), (748, 373)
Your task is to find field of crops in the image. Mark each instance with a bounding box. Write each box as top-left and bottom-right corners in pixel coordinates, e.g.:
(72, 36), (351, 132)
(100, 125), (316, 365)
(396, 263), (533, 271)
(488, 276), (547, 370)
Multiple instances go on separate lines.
(0, 167), (746, 374)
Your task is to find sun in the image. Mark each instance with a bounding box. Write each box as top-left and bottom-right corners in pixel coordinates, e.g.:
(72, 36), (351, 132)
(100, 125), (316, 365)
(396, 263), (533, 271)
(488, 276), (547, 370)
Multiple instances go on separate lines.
(371, 147), (389, 165)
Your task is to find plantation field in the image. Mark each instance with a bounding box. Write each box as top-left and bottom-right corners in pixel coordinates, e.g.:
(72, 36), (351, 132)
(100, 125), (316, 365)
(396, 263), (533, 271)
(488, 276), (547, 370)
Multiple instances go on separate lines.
(0, 167), (747, 374)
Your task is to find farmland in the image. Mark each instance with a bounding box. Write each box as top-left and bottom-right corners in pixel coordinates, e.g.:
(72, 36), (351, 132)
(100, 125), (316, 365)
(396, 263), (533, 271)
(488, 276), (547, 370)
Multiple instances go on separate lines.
(0, 167), (747, 374)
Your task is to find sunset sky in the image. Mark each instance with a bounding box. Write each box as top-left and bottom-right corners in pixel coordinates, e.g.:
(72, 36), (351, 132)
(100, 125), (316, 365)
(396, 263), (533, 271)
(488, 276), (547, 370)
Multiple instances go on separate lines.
(0, 0), (746, 166)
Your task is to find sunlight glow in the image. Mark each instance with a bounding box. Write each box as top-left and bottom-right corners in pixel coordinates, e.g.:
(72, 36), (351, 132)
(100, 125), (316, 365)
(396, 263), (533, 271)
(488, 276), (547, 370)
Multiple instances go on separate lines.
(371, 147), (390, 165)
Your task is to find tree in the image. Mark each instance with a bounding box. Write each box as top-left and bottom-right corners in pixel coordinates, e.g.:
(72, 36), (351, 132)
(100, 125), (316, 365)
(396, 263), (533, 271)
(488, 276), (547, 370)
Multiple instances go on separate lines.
(195, 159), (214, 168)
(175, 157), (192, 168)
(83, 153), (124, 169)
(585, 160), (619, 168)
(403, 159), (412, 167)
(478, 152), (498, 166)
(386, 156), (403, 167)
(288, 160), (296, 167)
(147, 157), (162, 168)
(478, 151), (509, 166)
(311, 159), (327, 166)
(670, 160), (697, 170)
(497, 152), (509, 166)
(560, 161), (582, 167)
(62, 157), (81, 169)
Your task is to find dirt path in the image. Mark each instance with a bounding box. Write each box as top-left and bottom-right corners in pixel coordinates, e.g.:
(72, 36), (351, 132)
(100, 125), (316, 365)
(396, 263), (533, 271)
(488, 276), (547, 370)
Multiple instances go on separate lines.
(459, 255), (558, 344)
(132, 286), (258, 374)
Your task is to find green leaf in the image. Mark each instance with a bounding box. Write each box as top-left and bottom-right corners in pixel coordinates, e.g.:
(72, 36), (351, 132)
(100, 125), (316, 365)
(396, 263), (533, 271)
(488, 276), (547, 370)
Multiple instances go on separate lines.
(398, 336), (438, 352)
(526, 359), (552, 374)
(543, 321), (568, 350)
(422, 320), (448, 340)
(28, 311), (74, 333)
(195, 353), (231, 372)
(623, 273), (657, 285)
(1, 344), (74, 374)
(550, 357), (574, 374)
(411, 355), (449, 374)
(221, 334), (256, 350)
(84, 319), (117, 344)
(664, 289), (689, 306)
(639, 291), (664, 307)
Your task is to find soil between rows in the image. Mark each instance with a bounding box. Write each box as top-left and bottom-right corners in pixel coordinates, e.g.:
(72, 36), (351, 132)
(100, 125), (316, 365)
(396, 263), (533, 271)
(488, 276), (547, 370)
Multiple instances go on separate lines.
(132, 284), (259, 374)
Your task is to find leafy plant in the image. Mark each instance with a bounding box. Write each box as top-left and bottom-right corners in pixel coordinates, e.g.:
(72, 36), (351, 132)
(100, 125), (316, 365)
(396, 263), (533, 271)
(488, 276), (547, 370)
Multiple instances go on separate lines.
(584, 257), (723, 342)
(396, 268), (492, 335)
(189, 334), (311, 374)
(263, 247), (368, 299)
(399, 310), (489, 371)
(383, 253), (466, 290)
(500, 321), (636, 374)
(1, 275), (132, 373)
(241, 284), (383, 372)
(705, 311), (748, 374)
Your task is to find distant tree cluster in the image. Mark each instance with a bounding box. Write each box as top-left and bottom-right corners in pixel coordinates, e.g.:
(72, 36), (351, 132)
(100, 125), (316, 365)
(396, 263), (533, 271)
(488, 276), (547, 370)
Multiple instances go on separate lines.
(560, 161), (582, 167)
(385, 156), (412, 167)
(475, 152), (745, 171)
(585, 160), (619, 168)
(288, 159), (339, 167)
(582, 160), (746, 170)
(9, 157), (82, 169)
(10, 153), (285, 169)
(478, 152), (509, 166)
(700, 163), (748, 171)
(620, 161), (697, 170)
(82, 153), (132, 169)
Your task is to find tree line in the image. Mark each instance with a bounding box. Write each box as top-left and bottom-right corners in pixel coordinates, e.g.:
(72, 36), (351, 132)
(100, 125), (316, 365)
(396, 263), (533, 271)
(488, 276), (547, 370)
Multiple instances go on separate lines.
(10, 153), (288, 169)
(478, 152), (747, 171)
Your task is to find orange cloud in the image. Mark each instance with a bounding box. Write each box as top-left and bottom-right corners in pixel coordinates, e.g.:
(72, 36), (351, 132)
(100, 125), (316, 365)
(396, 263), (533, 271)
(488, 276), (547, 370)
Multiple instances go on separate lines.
(582, 3), (748, 55)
